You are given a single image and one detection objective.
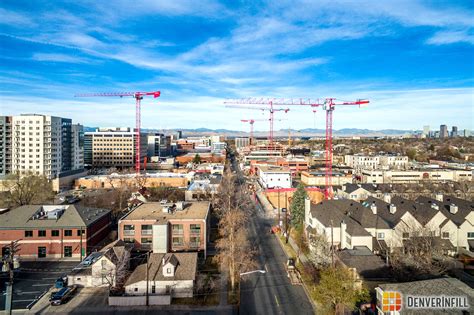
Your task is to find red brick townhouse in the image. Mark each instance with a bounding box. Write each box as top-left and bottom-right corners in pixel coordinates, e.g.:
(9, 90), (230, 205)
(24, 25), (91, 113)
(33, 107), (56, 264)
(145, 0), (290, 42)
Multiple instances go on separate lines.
(0, 205), (111, 260)
(118, 201), (210, 258)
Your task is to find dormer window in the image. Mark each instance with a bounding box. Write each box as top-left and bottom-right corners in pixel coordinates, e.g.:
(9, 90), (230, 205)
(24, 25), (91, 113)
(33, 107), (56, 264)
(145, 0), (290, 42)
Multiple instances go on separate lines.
(167, 268), (171, 274)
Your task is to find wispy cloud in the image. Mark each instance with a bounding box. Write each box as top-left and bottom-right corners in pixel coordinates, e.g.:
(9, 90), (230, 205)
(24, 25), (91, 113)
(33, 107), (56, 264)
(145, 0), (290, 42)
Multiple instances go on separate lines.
(31, 53), (95, 64)
(426, 30), (474, 45)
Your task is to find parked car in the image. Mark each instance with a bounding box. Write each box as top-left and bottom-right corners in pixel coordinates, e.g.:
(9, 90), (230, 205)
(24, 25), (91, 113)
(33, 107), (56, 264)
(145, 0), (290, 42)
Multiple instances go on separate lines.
(50, 285), (77, 306)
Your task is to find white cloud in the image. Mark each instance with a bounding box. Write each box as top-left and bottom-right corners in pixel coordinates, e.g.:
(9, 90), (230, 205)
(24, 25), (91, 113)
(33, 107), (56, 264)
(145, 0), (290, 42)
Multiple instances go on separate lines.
(426, 30), (474, 45)
(31, 53), (94, 64)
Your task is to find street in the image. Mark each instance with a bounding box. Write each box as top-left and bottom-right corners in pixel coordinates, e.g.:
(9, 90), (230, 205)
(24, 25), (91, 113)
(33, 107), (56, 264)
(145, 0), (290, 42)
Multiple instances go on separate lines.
(229, 151), (314, 315)
(0, 261), (78, 312)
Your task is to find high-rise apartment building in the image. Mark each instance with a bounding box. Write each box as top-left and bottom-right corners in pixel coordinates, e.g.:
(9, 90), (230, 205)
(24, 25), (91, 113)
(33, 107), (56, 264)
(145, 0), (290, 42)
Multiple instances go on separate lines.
(422, 125), (430, 137)
(451, 126), (458, 138)
(0, 116), (12, 178)
(8, 114), (83, 179)
(85, 127), (147, 168)
(147, 133), (170, 158)
(439, 124), (448, 138)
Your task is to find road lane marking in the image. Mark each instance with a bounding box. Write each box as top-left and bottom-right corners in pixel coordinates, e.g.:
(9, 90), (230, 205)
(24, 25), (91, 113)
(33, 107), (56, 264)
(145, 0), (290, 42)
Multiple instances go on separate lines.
(274, 294), (280, 307)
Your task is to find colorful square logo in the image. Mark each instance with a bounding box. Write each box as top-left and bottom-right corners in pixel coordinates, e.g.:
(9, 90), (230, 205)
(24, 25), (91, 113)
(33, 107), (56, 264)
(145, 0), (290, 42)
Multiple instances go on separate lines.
(382, 291), (402, 312)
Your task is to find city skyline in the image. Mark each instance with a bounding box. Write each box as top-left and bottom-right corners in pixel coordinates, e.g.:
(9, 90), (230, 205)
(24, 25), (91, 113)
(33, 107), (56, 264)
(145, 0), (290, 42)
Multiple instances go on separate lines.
(1, 1), (473, 130)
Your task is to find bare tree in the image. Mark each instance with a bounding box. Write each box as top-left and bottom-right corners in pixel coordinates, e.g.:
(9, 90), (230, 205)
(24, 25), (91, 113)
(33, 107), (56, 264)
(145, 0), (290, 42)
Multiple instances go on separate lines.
(214, 209), (257, 291)
(389, 226), (451, 281)
(212, 167), (252, 217)
(3, 172), (54, 207)
(103, 246), (131, 293)
(308, 232), (332, 268)
(106, 169), (133, 214)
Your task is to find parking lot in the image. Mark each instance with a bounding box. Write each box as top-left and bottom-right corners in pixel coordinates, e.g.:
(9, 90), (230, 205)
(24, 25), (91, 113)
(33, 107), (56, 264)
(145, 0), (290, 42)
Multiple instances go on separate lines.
(0, 261), (79, 312)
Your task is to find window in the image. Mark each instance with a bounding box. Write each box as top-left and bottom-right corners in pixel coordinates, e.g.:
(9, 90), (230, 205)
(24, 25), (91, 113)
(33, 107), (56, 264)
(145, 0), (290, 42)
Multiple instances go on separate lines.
(124, 238), (134, 243)
(25, 230), (33, 237)
(141, 238), (152, 244)
(167, 268), (171, 273)
(64, 230), (72, 237)
(124, 225), (135, 236)
(38, 230), (46, 237)
(377, 232), (385, 240)
(172, 224), (184, 235)
(172, 236), (184, 246)
(190, 236), (201, 247)
(77, 229), (85, 236)
(64, 246), (72, 257)
(402, 232), (409, 239)
(152, 285), (156, 294)
(141, 225), (152, 235)
(442, 232), (450, 239)
(190, 224), (201, 234)
(467, 232), (474, 239)
(134, 288), (138, 292)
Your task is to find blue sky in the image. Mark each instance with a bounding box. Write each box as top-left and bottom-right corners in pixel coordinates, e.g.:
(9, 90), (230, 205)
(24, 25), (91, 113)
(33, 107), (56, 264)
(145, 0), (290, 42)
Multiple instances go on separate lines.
(0, 0), (473, 131)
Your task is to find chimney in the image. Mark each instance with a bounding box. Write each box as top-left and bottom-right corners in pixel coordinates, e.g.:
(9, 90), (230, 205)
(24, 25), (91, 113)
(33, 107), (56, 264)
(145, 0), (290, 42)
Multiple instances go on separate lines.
(304, 197), (311, 225)
(435, 193), (443, 202)
(383, 193), (391, 204)
(162, 256), (166, 266)
(389, 204), (397, 214)
(449, 204), (458, 214)
(370, 202), (377, 215)
(340, 220), (347, 249)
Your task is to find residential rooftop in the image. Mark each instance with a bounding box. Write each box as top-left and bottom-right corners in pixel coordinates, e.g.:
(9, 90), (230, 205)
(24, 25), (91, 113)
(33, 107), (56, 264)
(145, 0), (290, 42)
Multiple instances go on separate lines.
(120, 201), (210, 223)
(0, 205), (110, 229)
(125, 252), (197, 285)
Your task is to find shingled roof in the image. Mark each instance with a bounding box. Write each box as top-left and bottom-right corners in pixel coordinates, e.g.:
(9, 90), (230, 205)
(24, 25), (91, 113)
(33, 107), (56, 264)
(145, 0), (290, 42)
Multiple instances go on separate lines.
(415, 195), (473, 227)
(309, 200), (372, 237)
(378, 277), (474, 314)
(0, 205), (110, 229)
(125, 252), (197, 286)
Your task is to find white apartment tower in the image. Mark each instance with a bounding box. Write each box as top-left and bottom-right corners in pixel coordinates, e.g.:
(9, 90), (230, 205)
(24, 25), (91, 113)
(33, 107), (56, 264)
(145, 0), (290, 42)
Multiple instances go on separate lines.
(10, 114), (83, 179)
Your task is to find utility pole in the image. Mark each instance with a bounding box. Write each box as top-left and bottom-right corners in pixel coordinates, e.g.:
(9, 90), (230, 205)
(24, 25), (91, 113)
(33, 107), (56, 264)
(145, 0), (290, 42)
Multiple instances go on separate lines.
(4, 240), (20, 315)
(277, 187), (281, 227)
(146, 251), (150, 306)
(332, 226), (335, 268)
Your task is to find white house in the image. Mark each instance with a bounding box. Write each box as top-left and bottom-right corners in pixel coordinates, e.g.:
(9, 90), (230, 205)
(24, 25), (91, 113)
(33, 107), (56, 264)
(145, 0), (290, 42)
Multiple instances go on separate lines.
(305, 193), (472, 254)
(416, 195), (474, 251)
(124, 252), (197, 298)
(68, 240), (130, 287)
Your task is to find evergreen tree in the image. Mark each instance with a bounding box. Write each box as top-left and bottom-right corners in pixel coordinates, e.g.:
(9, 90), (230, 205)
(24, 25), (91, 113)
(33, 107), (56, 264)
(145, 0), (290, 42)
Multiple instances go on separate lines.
(193, 154), (202, 164)
(290, 182), (307, 230)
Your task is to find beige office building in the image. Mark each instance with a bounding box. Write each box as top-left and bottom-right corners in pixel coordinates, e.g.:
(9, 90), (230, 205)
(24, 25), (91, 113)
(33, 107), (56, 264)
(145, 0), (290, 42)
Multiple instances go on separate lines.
(86, 128), (147, 168)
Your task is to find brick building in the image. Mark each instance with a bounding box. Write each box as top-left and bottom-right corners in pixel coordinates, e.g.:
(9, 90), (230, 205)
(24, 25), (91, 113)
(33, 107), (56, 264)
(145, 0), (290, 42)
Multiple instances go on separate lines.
(0, 205), (111, 260)
(118, 201), (210, 258)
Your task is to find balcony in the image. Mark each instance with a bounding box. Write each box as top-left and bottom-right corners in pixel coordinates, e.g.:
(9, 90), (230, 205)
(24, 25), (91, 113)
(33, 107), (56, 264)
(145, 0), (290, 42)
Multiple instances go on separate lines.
(123, 230), (135, 236)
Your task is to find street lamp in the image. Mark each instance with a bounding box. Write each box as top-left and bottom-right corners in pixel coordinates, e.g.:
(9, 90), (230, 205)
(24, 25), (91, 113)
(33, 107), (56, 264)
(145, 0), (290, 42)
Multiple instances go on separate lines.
(240, 270), (266, 276)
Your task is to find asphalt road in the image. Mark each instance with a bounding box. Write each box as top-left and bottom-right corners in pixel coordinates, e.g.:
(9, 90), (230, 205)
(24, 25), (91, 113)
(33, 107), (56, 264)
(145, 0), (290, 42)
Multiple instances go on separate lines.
(0, 261), (78, 311)
(229, 150), (314, 315)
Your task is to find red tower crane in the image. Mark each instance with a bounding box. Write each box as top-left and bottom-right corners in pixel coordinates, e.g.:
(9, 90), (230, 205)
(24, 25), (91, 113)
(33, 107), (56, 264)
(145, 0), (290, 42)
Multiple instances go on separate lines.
(225, 99), (290, 144)
(75, 91), (161, 173)
(227, 97), (369, 199)
(241, 118), (287, 145)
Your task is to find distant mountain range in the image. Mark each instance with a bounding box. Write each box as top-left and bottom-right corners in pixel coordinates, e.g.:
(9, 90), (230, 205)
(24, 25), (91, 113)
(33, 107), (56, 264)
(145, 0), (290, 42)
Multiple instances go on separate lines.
(84, 126), (416, 137)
